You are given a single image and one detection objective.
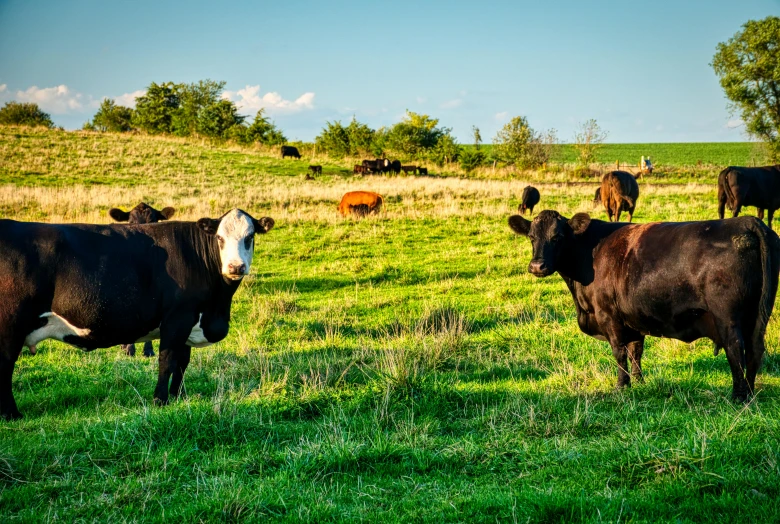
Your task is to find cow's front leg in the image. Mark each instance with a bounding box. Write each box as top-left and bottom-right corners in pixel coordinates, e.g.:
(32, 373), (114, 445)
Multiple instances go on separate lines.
(169, 345), (191, 399)
(0, 349), (22, 420)
(155, 313), (197, 405)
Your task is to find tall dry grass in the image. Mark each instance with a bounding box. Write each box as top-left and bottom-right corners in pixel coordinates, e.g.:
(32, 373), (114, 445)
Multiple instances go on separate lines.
(0, 179), (717, 225)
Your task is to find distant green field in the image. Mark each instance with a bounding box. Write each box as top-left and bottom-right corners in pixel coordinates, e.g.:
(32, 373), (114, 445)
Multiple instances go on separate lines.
(470, 142), (769, 167)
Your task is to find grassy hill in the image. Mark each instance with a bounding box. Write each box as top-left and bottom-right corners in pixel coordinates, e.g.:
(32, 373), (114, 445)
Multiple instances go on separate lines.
(0, 126), (778, 522)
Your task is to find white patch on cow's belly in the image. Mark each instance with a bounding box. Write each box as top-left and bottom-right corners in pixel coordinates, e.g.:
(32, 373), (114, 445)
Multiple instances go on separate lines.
(24, 312), (91, 348)
(134, 315), (213, 347)
(187, 314), (213, 348)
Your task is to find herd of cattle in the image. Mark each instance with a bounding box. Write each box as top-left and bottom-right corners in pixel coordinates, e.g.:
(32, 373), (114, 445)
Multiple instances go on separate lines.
(0, 164), (779, 420)
(281, 145), (428, 177)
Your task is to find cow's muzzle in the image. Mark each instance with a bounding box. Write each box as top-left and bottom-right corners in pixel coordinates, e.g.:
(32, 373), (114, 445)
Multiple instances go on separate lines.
(528, 260), (552, 277)
(226, 263), (247, 280)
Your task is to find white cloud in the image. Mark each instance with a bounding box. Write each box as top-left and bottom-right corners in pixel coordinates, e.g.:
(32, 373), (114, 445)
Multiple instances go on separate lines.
(222, 85), (315, 114)
(495, 111), (509, 121)
(726, 118), (743, 129)
(113, 90), (146, 108)
(14, 85), (86, 114)
(0, 84), (6, 94)
(440, 98), (463, 109)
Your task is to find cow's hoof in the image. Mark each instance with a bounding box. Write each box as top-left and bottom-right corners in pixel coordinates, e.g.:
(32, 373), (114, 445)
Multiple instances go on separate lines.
(731, 392), (750, 403)
(2, 410), (23, 421)
(153, 397), (169, 407)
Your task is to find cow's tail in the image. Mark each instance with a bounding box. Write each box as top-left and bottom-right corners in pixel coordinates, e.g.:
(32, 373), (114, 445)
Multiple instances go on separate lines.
(375, 195), (384, 213)
(609, 175), (634, 208)
(750, 220), (779, 366)
(718, 167), (736, 218)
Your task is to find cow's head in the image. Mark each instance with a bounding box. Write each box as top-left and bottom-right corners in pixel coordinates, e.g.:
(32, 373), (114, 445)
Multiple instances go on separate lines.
(197, 209), (275, 281)
(110, 203), (176, 224)
(508, 210), (591, 277)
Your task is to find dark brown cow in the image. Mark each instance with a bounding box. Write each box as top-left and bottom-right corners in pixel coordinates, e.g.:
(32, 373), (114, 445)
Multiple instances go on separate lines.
(600, 170), (639, 222)
(418, 167), (428, 176)
(308, 165), (322, 176)
(508, 210), (780, 400)
(390, 160), (402, 174)
(109, 202), (176, 358)
(718, 165), (780, 229)
(353, 165), (366, 175)
(519, 186), (540, 215)
(281, 145), (301, 159)
(593, 187), (601, 207)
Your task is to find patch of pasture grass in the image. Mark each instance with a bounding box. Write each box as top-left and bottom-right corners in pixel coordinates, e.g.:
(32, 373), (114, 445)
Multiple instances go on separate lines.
(1, 128), (779, 522)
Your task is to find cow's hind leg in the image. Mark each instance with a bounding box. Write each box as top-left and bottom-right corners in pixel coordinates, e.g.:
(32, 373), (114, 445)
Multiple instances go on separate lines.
(767, 209), (775, 230)
(723, 326), (749, 401)
(732, 199), (743, 218)
(627, 338), (645, 383)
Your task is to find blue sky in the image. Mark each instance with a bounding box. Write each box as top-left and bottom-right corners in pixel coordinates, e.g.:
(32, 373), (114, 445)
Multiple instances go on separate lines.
(1, 0), (778, 142)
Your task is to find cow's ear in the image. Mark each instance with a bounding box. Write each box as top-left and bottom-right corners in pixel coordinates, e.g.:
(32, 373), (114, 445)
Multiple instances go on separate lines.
(197, 217), (221, 235)
(508, 215), (531, 236)
(160, 207), (176, 220)
(109, 208), (130, 222)
(569, 213), (591, 235)
(253, 217), (275, 234)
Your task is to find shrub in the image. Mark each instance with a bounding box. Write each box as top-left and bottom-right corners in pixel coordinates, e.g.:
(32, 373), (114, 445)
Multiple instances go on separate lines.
(493, 116), (555, 169)
(196, 99), (245, 139)
(87, 99), (134, 132)
(459, 148), (486, 173)
(132, 82), (181, 134)
(0, 102), (54, 128)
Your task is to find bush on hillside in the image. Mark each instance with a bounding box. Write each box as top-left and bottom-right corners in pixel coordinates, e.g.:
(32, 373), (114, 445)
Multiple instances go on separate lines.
(0, 101), (54, 128)
(85, 98), (134, 132)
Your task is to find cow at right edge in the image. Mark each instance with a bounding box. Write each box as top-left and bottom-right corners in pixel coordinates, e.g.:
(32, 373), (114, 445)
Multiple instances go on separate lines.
(508, 210), (780, 401)
(718, 165), (780, 229)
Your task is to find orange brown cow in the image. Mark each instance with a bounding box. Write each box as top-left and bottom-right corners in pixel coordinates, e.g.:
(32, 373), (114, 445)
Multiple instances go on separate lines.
(338, 191), (383, 217)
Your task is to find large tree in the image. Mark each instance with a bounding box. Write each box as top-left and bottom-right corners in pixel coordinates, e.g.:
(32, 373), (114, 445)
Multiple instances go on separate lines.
(712, 16), (780, 161)
(492, 116), (554, 169)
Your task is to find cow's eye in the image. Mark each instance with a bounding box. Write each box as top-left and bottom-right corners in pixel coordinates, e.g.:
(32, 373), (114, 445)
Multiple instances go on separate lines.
(244, 236), (253, 249)
(216, 235), (225, 249)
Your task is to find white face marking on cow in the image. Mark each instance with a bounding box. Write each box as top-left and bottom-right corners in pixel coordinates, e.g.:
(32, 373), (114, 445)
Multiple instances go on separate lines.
(24, 312), (91, 349)
(215, 209), (255, 280)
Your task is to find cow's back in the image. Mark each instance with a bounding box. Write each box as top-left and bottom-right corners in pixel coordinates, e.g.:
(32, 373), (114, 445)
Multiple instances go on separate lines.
(589, 217), (776, 341)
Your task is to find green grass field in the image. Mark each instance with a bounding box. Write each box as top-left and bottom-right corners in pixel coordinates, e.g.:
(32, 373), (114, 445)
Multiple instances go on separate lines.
(1, 127), (779, 522)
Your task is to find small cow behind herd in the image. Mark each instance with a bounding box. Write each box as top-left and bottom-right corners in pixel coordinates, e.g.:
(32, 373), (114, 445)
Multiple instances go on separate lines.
(0, 209), (274, 420)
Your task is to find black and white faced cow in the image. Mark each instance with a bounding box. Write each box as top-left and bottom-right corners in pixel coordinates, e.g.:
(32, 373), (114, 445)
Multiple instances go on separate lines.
(109, 202), (176, 357)
(0, 209), (274, 420)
